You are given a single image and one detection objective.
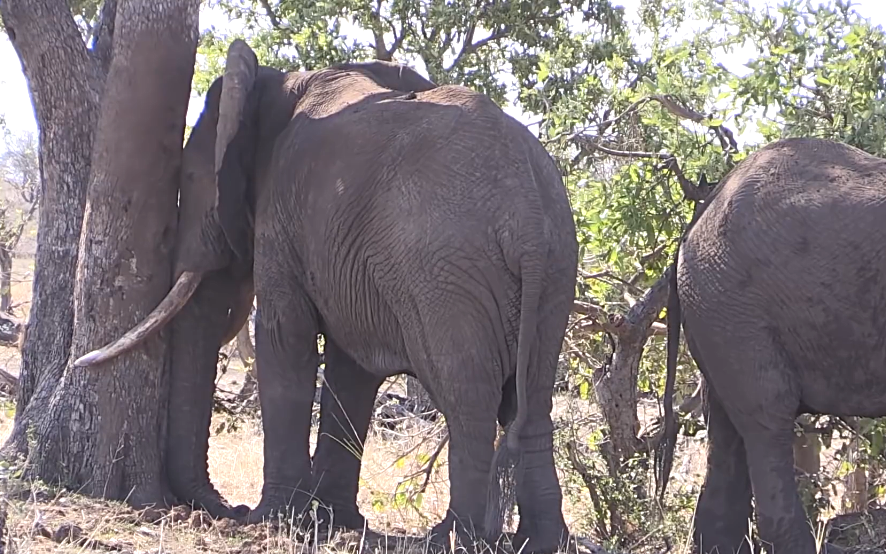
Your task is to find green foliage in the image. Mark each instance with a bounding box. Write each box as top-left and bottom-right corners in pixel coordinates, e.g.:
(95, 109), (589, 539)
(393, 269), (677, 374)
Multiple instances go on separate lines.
(709, 0), (886, 155)
(197, 0), (625, 103)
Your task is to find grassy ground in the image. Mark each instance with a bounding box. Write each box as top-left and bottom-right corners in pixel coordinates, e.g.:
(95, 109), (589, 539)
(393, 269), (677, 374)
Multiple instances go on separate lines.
(0, 255), (884, 553)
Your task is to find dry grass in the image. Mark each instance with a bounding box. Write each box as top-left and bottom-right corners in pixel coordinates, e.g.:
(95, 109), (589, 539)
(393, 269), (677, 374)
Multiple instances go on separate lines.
(0, 377), (703, 553)
(0, 253), (884, 554)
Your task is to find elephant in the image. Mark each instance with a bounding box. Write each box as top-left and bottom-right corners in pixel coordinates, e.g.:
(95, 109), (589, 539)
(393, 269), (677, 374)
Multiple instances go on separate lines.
(660, 137), (886, 554)
(75, 39), (578, 553)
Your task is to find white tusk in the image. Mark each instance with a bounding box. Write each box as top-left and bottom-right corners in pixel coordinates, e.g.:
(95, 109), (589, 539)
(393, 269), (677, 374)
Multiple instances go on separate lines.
(74, 271), (203, 368)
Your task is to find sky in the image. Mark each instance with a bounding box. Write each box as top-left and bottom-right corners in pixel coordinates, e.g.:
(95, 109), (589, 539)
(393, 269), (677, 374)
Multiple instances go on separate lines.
(0, 0), (884, 144)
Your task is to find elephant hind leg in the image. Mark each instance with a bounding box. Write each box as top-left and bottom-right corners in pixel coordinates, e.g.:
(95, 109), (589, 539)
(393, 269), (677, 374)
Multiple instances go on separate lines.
(510, 300), (569, 554)
(311, 338), (384, 531)
(401, 325), (501, 549)
(428, 374), (499, 548)
(693, 383), (754, 554)
(690, 327), (815, 554)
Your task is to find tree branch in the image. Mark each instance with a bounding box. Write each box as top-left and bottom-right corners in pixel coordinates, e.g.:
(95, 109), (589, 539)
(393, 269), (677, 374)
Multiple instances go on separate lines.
(567, 94), (739, 201)
(258, 0), (282, 28)
(1, 0), (100, 88)
(445, 25), (510, 73)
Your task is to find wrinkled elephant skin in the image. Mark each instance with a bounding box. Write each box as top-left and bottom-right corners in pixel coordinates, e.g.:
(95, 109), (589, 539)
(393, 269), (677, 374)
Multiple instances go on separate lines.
(669, 137), (886, 554)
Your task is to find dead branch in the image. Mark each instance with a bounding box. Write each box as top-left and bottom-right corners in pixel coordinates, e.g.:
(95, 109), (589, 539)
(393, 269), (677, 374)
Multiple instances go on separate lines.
(677, 379), (704, 417)
(0, 367), (18, 394)
(416, 433), (449, 495)
(258, 0), (282, 28)
(565, 440), (612, 541)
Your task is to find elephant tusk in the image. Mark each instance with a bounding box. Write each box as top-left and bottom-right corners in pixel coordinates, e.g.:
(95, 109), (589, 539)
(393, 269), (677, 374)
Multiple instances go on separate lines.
(73, 270), (203, 368)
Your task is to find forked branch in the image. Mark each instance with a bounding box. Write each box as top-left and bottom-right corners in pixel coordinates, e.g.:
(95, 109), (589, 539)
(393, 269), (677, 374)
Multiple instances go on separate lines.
(567, 94), (739, 201)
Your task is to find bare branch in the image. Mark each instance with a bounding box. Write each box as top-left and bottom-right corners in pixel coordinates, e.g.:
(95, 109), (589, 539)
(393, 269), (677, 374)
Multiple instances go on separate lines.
(258, 0), (282, 28)
(445, 25), (510, 73)
(0, 366), (18, 393)
(565, 94), (739, 201)
(415, 433), (449, 495)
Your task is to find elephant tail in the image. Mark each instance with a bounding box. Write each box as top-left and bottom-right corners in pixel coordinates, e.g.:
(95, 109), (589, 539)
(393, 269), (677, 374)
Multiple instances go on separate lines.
(655, 242), (681, 504)
(483, 249), (543, 539)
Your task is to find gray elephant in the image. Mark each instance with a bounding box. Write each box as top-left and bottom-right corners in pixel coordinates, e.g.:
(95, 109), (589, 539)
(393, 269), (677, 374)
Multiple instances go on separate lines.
(75, 39), (578, 553)
(661, 137), (886, 554)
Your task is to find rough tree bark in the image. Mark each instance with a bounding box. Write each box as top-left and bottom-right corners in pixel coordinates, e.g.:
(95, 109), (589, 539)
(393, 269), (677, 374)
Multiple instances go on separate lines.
(589, 266), (673, 466)
(4, 0), (200, 505)
(0, 0), (108, 455)
(235, 305), (257, 397)
(842, 419), (869, 514)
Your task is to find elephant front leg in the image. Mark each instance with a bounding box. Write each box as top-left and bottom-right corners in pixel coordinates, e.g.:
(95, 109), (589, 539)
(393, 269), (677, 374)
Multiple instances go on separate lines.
(244, 293), (320, 525)
(310, 338), (384, 531)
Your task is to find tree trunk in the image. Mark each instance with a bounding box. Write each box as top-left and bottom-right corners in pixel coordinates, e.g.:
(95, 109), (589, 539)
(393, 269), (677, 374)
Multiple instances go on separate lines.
(793, 415), (822, 519)
(16, 0), (200, 506)
(842, 436), (869, 514)
(236, 308), (255, 371)
(592, 267), (673, 464)
(0, 245), (12, 313)
(0, 0), (107, 455)
(236, 309), (257, 398)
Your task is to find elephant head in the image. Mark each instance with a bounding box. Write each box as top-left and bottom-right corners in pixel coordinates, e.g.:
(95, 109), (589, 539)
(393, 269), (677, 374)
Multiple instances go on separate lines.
(73, 40), (437, 516)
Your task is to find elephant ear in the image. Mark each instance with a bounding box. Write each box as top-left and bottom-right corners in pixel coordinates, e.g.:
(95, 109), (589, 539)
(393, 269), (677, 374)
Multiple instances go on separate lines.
(213, 39), (259, 261)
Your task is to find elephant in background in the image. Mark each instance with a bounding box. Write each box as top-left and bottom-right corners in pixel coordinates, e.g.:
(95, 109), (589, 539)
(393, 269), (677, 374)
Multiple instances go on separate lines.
(77, 39), (578, 554)
(660, 137), (886, 554)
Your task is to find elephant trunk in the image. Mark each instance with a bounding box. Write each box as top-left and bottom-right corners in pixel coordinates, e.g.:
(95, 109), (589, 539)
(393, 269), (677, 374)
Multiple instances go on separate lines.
(73, 270), (203, 367)
(166, 272), (251, 518)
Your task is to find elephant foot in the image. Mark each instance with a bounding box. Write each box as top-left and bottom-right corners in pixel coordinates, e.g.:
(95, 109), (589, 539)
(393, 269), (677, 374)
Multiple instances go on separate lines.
(239, 486), (314, 526)
(427, 514), (493, 554)
(184, 485), (249, 520)
(127, 483), (174, 513)
(512, 519), (570, 554)
(311, 501), (367, 532)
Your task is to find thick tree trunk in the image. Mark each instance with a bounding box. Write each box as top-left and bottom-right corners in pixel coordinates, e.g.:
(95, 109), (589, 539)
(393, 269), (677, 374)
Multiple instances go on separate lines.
(793, 415), (822, 518)
(22, 0), (200, 505)
(0, 0), (106, 455)
(236, 311), (258, 398)
(592, 267), (673, 463)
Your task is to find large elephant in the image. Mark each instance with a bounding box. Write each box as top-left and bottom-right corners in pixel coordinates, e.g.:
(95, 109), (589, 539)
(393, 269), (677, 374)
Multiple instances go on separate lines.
(75, 39), (578, 553)
(662, 137), (886, 554)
